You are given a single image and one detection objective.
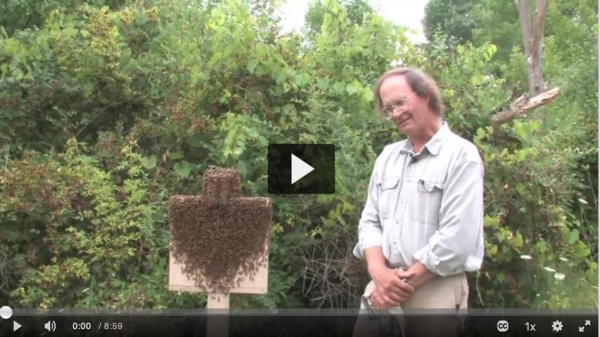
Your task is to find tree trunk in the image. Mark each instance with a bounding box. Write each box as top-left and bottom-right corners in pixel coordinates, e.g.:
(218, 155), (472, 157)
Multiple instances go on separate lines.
(492, 0), (555, 127)
(516, 0), (548, 96)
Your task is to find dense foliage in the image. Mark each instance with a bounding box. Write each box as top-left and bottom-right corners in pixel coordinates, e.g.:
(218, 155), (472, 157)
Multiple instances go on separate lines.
(423, 0), (477, 43)
(0, 0), (597, 309)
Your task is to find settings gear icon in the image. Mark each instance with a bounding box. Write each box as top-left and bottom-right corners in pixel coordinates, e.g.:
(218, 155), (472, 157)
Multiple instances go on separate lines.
(552, 320), (563, 332)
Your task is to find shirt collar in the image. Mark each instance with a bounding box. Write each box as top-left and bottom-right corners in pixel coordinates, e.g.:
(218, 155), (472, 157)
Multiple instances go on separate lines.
(424, 122), (451, 155)
(403, 122), (451, 156)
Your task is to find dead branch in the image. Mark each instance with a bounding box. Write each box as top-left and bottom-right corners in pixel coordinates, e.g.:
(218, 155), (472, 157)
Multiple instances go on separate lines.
(490, 87), (561, 126)
(301, 226), (367, 308)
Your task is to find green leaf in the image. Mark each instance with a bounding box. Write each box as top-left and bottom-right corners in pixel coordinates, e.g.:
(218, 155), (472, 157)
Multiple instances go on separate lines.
(537, 241), (547, 254)
(169, 151), (184, 160)
(174, 161), (191, 178)
(80, 30), (90, 38)
(238, 160), (248, 177)
(347, 80), (363, 95)
(331, 4), (340, 14)
(138, 11), (149, 24)
(475, 128), (486, 142)
(317, 78), (329, 89)
(514, 232), (524, 248)
(485, 44), (497, 60)
(295, 74), (309, 87)
(256, 44), (268, 58)
(274, 70), (287, 85)
(247, 59), (258, 74)
(140, 155), (157, 169)
(515, 122), (527, 139)
(515, 183), (525, 193)
(346, 83), (358, 95)
(496, 230), (505, 242)
(333, 82), (345, 94)
(576, 241), (590, 257)
(361, 88), (373, 103)
(186, 135), (203, 148)
(470, 74), (484, 86)
(530, 120), (541, 133)
(484, 215), (500, 228)
(568, 229), (580, 244)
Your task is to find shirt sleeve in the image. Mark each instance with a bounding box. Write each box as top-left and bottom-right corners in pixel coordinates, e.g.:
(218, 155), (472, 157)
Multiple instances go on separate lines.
(353, 161), (383, 260)
(412, 159), (484, 276)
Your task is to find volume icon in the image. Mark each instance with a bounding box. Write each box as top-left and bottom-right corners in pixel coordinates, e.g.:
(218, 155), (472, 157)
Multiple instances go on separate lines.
(44, 320), (57, 332)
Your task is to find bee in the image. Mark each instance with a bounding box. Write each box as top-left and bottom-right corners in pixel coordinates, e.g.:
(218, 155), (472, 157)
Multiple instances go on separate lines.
(170, 167), (272, 293)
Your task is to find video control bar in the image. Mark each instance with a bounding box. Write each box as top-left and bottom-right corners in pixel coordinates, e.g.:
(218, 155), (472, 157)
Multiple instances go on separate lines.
(1, 307), (597, 336)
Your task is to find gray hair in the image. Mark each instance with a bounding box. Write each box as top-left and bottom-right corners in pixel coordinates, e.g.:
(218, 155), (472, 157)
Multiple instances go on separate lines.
(373, 67), (445, 117)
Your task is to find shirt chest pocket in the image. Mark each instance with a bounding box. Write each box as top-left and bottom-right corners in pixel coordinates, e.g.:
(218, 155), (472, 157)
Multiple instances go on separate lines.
(378, 177), (399, 219)
(411, 179), (445, 226)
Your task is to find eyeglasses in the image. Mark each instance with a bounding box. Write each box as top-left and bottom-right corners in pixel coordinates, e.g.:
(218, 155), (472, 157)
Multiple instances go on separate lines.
(381, 92), (417, 118)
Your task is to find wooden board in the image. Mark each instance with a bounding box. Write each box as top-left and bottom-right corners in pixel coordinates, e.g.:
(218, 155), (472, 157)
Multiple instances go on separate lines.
(168, 243), (269, 294)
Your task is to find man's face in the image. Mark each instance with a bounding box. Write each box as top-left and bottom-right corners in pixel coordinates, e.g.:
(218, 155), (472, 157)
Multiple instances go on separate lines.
(379, 75), (434, 138)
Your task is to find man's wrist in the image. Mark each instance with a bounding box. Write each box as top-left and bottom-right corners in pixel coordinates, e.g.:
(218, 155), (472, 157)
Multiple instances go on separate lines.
(364, 246), (387, 278)
(409, 261), (437, 288)
(367, 262), (387, 277)
(368, 263), (385, 275)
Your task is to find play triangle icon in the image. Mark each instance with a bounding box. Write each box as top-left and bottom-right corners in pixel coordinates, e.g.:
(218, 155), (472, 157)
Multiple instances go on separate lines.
(291, 154), (314, 184)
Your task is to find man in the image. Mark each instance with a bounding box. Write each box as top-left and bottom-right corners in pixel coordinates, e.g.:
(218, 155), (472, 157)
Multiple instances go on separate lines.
(352, 68), (484, 337)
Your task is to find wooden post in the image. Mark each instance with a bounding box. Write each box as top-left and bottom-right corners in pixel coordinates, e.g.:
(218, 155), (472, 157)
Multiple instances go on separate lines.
(207, 293), (230, 337)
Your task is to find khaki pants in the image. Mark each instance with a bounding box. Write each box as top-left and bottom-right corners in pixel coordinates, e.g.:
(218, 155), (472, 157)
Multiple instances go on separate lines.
(354, 273), (469, 337)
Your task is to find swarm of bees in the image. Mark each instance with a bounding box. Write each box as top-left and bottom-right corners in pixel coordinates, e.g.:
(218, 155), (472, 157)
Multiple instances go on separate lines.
(170, 167), (272, 293)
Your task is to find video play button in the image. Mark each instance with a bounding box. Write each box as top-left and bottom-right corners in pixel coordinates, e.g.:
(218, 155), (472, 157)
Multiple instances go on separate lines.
(291, 154), (314, 184)
(268, 144), (335, 194)
(14, 321), (21, 332)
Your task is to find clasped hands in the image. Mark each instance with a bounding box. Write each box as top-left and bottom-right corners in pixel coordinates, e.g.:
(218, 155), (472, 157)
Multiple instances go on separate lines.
(368, 266), (416, 309)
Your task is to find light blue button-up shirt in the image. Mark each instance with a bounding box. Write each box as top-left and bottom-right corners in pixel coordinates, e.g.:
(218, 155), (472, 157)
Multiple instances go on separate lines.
(353, 122), (485, 277)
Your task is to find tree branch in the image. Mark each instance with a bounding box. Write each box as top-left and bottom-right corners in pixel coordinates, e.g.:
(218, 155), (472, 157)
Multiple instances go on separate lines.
(490, 87), (561, 126)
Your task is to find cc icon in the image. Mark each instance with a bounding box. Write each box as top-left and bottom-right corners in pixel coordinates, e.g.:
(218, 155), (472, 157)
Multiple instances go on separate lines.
(497, 320), (509, 332)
